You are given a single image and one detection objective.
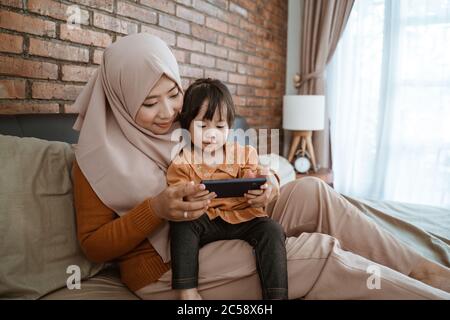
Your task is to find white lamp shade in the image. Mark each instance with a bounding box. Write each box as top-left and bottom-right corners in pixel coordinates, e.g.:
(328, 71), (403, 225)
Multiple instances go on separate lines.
(283, 95), (325, 131)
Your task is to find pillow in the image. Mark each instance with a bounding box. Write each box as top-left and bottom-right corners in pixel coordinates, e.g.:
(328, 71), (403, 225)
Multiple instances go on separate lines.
(259, 153), (296, 187)
(0, 135), (103, 299)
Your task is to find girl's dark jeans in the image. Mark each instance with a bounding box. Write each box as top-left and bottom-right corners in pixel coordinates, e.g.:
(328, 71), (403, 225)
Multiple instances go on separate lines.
(170, 214), (288, 300)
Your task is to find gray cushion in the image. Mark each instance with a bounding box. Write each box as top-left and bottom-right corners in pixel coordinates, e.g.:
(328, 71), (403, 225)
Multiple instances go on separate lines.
(0, 135), (102, 299)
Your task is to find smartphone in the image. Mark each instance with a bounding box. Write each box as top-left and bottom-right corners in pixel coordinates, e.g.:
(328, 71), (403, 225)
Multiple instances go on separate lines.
(201, 177), (267, 198)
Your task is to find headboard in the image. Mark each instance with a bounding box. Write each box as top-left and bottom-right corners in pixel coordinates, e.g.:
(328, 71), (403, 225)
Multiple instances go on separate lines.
(0, 114), (250, 144)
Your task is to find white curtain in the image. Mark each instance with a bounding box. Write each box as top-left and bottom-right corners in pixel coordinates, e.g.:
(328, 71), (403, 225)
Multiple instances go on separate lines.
(327, 0), (450, 209)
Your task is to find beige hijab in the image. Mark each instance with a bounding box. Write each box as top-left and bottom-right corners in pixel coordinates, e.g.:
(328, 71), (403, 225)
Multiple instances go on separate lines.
(72, 33), (183, 262)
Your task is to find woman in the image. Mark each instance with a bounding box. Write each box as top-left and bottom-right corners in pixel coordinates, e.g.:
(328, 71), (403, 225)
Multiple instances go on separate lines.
(72, 33), (449, 299)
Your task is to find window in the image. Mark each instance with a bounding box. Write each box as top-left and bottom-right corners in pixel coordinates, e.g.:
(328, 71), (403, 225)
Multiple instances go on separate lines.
(327, 0), (450, 208)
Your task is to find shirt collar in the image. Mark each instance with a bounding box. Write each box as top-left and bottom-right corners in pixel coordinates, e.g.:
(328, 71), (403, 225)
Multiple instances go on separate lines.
(180, 143), (241, 179)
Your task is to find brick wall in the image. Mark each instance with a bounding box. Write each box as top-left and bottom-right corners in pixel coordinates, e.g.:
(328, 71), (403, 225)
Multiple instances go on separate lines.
(0, 0), (287, 131)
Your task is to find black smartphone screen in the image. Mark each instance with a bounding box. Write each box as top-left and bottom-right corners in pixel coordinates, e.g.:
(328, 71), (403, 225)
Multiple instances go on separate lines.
(200, 177), (267, 198)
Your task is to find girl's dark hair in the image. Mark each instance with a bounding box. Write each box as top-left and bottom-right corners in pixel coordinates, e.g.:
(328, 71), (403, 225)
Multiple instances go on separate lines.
(179, 78), (235, 130)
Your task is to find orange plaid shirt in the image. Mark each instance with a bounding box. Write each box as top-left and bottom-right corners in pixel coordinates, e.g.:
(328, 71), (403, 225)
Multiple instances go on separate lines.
(167, 143), (267, 224)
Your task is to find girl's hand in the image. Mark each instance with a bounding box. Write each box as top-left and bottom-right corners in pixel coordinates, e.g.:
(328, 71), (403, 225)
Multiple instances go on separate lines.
(244, 168), (280, 208)
(150, 182), (216, 221)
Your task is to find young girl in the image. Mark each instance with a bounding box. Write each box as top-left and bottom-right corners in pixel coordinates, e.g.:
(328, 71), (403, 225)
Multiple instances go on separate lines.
(167, 78), (288, 300)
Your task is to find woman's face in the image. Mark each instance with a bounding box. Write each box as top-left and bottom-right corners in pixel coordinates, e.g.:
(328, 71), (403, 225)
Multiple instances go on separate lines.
(135, 75), (183, 134)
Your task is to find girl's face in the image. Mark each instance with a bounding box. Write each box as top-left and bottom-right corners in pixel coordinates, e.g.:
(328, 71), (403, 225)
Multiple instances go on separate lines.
(189, 100), (229, 153)
(135, 75), (183, 135)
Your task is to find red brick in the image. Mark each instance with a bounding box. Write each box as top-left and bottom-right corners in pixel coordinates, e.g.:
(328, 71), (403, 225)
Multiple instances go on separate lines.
(177, 36), (204, 52)
(204, 69), (228, 82)
(232, 95), (246, 106)
(0, 11), (56, 37)
(117, 1), (157, 24)
(246, 97), (266, 106)
(141, 25), (176, 46)
(217, 35), (238, 50)
(226, 84), (236, 94)
(229, 2), (248, 17)
(0, 79), (26, 99)
(193, 0), (223, 17)
(205, 43), (227, 59)
(28, 0), (89, 24)
(190, 53), (215, 68)
(228, 73), (247, 85)
(234, 0), (257, 12)
(93, 49), (104, 64)
(159, 14), (190, 35)
(176, 6), (205, 25)
(221, 11), (240, 27)
(93, 12), (138, 34)
(216, 59), (236, 72)
(247, 55), (266, 67)
(171, 49), (187, 64)
(208, 0), (228, 10)
(255, 88), (272, 97)
(246, 118), (265, 128)
(32, 82), (84, 100)
(240, 19), (257, 34)
(254, 67), (270, 78)
(141, 0), (176, 15)
(237, 63), (255, 75)
(191, 25), (218, 43)
(0, 56), (58, 80)
(278, 0), (287, 10)
(174, 0), (191, 5)
(228, 49), (247, 63)
(248, 14), (265, 30)
(60, 24), (112, 48)
(239, 41), (257, 55)
(227, 24), (246, 39)
(1, 0), (23, 8)
(206, 17), (228, 33)
(62, 65), (98, 82)
(256, 27), (268, 39)
(64, 103), (78, 113)
(264, 60), (277, 71)
(0, 33), (23, 54)
(70, 0), (114, 13)
(29, 38), (89, 63)
(235, 105), (255, 117)
(266, 98), (282, 108)
(0, 102), (59, 114)
(181, 78), (191, 90)
(237, 85), (254, 96)
(247, 76), (265, 88)
(0, 0), (287, 132)
(179, 65), (203, 78)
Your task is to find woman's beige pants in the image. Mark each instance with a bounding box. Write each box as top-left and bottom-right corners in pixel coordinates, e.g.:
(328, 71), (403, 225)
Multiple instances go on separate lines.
(136, 178), (450, 299)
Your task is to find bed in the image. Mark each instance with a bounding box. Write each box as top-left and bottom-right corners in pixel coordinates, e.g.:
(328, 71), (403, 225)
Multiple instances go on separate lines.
(0, 113), (448, 299)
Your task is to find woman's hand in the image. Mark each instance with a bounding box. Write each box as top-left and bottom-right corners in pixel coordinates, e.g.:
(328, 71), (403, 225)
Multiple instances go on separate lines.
(185, 186), (217, 202)
(150, 182), (216, 221)
(244, 168), (280, 208)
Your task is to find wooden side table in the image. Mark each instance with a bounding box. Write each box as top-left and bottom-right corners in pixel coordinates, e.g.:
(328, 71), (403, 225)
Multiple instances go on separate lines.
(296, 168), (334, 187)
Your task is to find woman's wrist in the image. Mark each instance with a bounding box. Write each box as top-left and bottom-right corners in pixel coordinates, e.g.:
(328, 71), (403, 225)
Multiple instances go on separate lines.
(148, 195), (165, 220)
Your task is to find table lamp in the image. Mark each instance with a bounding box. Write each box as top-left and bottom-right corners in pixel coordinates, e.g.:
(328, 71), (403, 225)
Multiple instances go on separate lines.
(283, 95), (325, 172)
